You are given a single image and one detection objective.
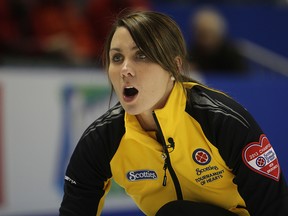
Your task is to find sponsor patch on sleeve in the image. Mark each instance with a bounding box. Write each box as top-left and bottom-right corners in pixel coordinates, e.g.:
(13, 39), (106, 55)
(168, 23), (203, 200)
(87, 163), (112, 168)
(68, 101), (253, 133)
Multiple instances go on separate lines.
(242, 134), (280, 181)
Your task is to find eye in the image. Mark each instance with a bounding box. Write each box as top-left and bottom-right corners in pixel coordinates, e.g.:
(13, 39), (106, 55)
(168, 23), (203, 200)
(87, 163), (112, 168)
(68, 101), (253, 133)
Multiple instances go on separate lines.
(111, 53), (123, 63)
(136, 51), (147, 60)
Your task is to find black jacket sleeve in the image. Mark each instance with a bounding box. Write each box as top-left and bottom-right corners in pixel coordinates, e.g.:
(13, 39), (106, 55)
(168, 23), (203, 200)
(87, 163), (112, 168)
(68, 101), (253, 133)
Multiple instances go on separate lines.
(59, 104), (125, 216)
(59, 130), (111, 216)
(189, 86), (288, 216)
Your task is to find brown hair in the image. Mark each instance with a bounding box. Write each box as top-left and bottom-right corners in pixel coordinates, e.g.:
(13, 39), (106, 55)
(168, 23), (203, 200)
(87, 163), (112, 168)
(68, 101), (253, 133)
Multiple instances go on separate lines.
(103, 10), (196, 83)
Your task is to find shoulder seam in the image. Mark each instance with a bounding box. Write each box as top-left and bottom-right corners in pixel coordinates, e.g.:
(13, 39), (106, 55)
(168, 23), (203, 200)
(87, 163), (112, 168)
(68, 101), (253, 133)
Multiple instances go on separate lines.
(81, 103), (124, 139)
(190, 88), (250, 128)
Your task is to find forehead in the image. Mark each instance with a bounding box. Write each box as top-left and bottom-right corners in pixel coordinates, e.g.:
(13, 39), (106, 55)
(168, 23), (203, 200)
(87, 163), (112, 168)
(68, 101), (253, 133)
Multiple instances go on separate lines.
(110, 27), (137, 51)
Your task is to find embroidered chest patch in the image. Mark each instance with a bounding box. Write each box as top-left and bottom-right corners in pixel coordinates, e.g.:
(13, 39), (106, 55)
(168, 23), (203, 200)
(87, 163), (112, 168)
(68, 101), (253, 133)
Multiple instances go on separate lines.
(126, 170), (158, 182)
(192, 148), (225, 186)
(192, 148), (211, 165)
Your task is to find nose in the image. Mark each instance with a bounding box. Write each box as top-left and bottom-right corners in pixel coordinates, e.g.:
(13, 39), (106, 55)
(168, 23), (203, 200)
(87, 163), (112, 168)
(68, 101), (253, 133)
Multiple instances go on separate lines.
(121, 60), (135, 78)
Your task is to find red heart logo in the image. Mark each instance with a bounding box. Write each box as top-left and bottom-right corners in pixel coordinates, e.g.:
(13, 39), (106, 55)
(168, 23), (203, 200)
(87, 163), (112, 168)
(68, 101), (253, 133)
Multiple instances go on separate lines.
(242, 134), (280, 181)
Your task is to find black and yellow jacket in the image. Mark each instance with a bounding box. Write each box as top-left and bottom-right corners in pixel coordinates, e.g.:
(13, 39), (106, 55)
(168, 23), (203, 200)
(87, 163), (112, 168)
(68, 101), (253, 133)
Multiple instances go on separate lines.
(60, 82), (288, 216)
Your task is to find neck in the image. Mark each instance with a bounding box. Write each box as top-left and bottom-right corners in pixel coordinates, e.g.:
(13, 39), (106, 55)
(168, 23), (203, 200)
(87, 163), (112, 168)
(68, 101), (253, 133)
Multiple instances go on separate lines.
(136, 112), (157, 131)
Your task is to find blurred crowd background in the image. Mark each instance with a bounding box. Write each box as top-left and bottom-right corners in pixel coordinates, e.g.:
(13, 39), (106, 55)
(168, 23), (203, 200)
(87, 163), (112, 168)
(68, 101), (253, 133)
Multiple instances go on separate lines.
(0, 0), (287, 74)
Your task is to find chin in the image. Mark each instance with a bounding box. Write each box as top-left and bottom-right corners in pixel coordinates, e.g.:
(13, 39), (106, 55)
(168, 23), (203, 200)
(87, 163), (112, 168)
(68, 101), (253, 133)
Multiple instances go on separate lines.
(120, 103), (141, 115)
(123, 107), (142, 116)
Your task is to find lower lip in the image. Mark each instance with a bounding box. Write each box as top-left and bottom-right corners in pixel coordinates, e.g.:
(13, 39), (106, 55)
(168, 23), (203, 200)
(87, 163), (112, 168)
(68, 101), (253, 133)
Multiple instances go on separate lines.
(123, 93), (138, 103)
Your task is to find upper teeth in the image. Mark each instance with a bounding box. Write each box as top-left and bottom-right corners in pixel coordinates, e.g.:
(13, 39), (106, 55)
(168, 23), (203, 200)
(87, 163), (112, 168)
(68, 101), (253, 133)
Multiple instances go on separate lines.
(125, 86), (134, 89)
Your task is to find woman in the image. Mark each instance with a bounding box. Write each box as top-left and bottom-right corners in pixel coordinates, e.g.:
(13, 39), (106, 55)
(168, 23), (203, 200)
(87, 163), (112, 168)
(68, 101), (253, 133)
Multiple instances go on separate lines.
(59, 11), (288, 216)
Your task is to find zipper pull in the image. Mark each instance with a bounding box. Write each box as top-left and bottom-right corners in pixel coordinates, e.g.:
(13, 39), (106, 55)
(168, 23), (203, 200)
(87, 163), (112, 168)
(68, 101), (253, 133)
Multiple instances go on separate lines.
(163, 162), (167, 186)
(161, 153), (168, 186)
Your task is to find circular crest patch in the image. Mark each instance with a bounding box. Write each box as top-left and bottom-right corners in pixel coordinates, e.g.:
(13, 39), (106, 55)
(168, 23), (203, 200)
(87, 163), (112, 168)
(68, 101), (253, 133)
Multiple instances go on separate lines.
(192, 148), (211, 165)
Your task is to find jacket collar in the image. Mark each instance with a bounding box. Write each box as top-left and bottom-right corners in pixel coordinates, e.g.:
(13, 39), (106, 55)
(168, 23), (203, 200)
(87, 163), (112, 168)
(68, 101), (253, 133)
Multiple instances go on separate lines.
(153, 82), (187, 132)
(124, 82), (195, 138)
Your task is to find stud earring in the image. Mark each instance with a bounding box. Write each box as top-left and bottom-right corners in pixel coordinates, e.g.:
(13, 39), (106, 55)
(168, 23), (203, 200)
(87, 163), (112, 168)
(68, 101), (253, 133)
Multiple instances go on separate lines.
(171, 76), (175, 81)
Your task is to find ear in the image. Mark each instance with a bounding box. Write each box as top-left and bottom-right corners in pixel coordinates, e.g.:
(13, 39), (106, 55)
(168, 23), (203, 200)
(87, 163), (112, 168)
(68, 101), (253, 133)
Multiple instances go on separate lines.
(175, 56), (183, 72)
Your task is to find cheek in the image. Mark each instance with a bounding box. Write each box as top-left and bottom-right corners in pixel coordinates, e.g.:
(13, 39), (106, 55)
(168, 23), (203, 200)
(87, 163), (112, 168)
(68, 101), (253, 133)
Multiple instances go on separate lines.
(146, 69), (170, 86)
(108, 67), (119, 86)
(141, 72), (170, 96)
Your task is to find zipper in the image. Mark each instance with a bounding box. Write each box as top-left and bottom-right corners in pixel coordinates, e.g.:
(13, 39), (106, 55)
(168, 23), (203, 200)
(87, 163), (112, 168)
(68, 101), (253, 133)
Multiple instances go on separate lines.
(161, 153), (168, 186)
(152, 111), (183, 200)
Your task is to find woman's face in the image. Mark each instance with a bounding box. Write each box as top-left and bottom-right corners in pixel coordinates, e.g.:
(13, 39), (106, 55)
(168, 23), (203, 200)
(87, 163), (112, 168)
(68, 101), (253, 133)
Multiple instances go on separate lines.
(108, 27), (174, 115)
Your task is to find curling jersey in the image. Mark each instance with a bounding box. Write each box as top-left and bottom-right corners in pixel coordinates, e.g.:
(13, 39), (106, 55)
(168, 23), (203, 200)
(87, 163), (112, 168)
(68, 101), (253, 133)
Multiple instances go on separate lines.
(59, 82), (288, 216)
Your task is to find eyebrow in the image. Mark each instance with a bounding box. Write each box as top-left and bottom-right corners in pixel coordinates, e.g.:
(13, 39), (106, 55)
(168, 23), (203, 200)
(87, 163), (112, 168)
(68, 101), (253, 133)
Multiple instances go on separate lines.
(109, 45), (139, 52)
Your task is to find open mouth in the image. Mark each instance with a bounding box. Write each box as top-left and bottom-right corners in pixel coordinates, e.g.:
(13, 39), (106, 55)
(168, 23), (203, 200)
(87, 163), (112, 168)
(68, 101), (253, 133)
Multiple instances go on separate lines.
(123, 86), (139, 102)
